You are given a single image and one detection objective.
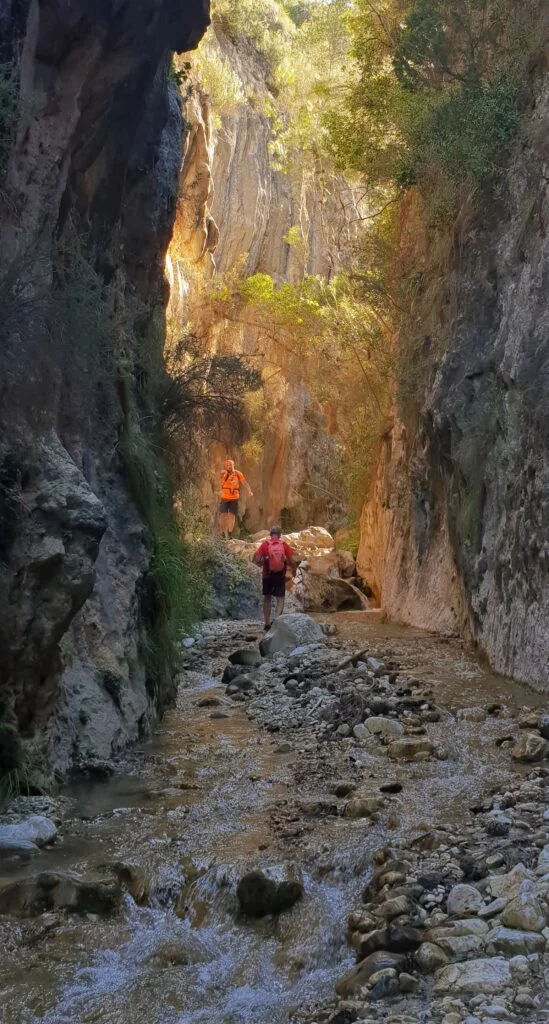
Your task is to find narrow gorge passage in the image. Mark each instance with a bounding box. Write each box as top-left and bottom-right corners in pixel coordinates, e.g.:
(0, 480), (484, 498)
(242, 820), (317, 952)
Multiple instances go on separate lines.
(2, 613), (549, 1023)
(2, 1), (549, 1023)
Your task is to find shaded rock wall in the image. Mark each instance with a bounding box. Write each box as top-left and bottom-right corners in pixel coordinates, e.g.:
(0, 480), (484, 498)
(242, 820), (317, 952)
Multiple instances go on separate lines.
(0, 0), (210, 772)
(358, 63), (549, 689)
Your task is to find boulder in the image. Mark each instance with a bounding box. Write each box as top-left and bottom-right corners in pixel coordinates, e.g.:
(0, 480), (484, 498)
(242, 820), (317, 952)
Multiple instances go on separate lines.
(228, 649), (262, 667)
(501, 890), (546, 932)
(236, 870), (303, 918)
(415, 942), (449, 973)
(335, 950), (405, 997)
(0, 816), (57, 850)
(387, 737), (433, 761)
(259, 614), (324, 657)
(433, 957), (511, 994)
(0, 838), (40, 859)
(364, 717), (404, 741)
(0, 872), (122, 917)
(294, 567), (369, 612)
(486, 926), (545, 956)
(511, 733), (547, 762)
(344, 797), (382, 819)
(446, 883), (484, 917)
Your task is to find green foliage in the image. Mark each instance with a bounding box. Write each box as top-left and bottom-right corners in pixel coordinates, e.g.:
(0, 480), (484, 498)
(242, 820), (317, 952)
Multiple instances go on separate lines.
(0, 717), (52, 810)
(328, 0), (534, 213)
(119, 428), (210, 698)
(191, 39), (245, 112)
(213, 0), (294, 68)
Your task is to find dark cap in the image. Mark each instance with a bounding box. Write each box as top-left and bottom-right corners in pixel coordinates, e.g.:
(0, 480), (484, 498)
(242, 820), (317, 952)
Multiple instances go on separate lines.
(269, 526), (282, 536)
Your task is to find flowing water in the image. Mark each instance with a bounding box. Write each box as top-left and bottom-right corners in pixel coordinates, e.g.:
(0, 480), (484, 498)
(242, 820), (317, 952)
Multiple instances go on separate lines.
(0, 612), (546, 1024)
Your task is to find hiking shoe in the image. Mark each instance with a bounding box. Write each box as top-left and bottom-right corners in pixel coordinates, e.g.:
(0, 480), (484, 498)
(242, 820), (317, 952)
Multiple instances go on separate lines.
(263, 623), (271, 631)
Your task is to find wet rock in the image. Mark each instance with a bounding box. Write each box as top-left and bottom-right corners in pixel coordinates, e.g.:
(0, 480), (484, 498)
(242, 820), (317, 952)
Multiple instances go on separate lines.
(197, 696), (221, 707)
(335, 950), (405, 997)
(114, 863), (148, 904)
(433, 956), (511, 994)
(378, 895), (410, 920)
(415, 941), (449, 972)
(0, 838), (40, 859)
(446, 883), (484, 917)
(236, 870), (303, 918)
(387, 737), (433, 761)
(369, 971), (399, 1000)
(0, 872), (122, 917)
(386, 922), (424, 953)
(0, 817), (57, 850)
(486, 926), (545, 955)
(358, 926), (389, 959)
(511, 733), (547, 763)
(228, 649), (262, 667)
(364, 717), (404, 742)
(259, 614), (324, 657)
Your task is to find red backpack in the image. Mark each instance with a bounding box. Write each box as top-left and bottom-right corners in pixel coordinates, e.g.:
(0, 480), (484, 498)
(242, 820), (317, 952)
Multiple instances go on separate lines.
(267, 537), (287, 574)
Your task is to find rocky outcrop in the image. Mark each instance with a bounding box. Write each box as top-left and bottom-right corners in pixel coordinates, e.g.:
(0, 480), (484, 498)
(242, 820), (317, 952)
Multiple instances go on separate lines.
(0, 1), (210, 771)
(358, 65), (549, 689)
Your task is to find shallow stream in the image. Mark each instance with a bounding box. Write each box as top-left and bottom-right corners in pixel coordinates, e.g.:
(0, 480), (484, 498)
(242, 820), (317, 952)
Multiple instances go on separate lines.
(0, 612), (546, 1024)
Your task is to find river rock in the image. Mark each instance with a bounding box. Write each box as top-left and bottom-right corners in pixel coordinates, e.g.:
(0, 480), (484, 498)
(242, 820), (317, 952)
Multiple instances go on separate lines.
(0, 836), (41, 861)
(486, 926), (546, 956)
(415, 942), (449, 972)
(344, 796), (382, 819)
(259, 614), (324, 657)
(335, 950), (405, 997)
(0, 872), (122, 917)
(358, 926), (390, 958)
(364, 717), (404, 741)
(378, 894), (410, 920)
(446, 883), (483, 917)
(228, 649), (262, 667)
(236, 870), (303, 918)
(501, 890), (546, 932)
(539, 714), (549, 740)
(0, 817), (57, 850)
(511, 733), (548, 762)
(387, 737), (433, 761)
(433, 957), (511, 994)
(536, 845), (549, 875)
(433, 933), (485, 958)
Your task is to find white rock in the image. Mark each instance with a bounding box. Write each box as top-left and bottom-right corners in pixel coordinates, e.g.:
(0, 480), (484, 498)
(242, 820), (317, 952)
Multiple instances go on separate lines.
(364, 716), (404, 741)
(260, 613), (324, 656)
(433, 957), (511, 994)
(0, 816), (57, 849)
(501, 890), (546, 932)
(446, 883), (483, 917)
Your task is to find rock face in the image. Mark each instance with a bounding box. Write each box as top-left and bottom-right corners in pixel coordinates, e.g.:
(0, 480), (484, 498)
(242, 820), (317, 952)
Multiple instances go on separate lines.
(357, 72), (549, 688)
(0, 1), (210, 771)
(169, 26), (359, 531)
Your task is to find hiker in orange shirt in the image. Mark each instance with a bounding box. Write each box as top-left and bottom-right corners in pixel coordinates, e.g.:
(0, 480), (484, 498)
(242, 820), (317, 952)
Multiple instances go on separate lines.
(218, 459), (253, 539)
(253, 526), (295, 630)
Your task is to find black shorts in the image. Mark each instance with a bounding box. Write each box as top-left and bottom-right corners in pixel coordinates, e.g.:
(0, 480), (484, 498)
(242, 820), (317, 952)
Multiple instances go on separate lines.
(219, 499), (239, 514)
(262, 571), (286, 598)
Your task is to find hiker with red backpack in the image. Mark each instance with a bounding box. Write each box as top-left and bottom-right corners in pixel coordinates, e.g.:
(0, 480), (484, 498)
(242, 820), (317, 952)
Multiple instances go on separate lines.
(253, 527), (295, 630)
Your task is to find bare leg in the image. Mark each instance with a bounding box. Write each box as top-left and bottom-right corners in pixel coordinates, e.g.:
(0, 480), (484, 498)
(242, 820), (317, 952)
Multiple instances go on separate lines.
(263, 596), (272, 629)
(227, 512), (236, 535)
(274, 596), (285, 620)
(218, 512), (229, 539)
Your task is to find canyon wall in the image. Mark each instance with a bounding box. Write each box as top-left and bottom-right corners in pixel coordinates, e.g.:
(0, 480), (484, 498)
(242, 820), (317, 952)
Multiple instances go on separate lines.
(0, 0), (210, 774)
(169, 24), (358, 532)
(358, 61), (549, 689)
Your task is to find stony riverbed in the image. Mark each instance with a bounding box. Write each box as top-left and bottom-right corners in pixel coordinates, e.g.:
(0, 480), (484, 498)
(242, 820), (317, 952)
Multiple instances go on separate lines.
(1, 611), (549, 1024)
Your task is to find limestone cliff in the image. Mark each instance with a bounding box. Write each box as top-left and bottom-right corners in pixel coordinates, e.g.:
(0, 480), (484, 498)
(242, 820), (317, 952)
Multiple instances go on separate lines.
(0, 0), (210, 775)
(358, 62), (549, 690)
(169, 23), (359, 531)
